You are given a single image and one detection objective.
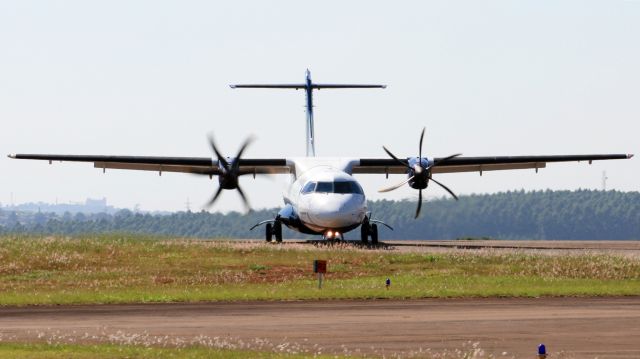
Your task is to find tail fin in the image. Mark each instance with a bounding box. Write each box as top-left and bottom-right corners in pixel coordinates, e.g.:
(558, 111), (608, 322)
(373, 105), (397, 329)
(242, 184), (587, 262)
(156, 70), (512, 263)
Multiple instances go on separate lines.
(230, 70), (386, 157)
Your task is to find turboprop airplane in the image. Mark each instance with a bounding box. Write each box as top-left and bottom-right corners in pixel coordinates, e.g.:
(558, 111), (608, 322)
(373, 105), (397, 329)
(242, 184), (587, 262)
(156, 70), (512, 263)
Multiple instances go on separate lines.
(9, 70), (633, 244)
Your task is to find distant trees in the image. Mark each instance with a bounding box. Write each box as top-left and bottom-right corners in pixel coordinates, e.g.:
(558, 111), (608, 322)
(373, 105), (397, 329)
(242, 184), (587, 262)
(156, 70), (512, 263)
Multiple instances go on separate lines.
(0, 190), (638, 240)
(368, 190), (640, 240)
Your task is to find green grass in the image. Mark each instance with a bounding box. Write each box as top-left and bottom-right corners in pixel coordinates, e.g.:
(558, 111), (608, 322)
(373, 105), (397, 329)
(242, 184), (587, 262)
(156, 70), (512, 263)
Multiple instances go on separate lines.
(0, 342), (343, 358)
(0, 234), (638, 305)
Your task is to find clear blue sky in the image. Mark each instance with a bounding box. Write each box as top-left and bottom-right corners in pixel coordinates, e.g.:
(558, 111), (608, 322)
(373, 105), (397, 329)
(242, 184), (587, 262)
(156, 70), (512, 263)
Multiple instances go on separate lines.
(1, 1), (638, 212)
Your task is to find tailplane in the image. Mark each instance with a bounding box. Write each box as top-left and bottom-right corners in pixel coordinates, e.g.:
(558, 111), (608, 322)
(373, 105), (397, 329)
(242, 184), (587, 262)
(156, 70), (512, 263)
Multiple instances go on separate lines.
(230, 70), (386, 157)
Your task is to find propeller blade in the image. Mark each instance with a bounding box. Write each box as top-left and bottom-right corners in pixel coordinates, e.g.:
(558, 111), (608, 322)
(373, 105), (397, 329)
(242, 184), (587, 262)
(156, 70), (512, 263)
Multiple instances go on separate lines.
(439, 153), (463, 163)
(415, 189), (423, 219)
(236, 184), (251, 212)
(206, 186), (224, 208)
(378, 175), (414, 193)
(383, 146), (411, 169)
(232, 135), (255, 170)
(208, 134), (229, 169)
(427, 153), (463, 170)
(418, 127), (425, 159)
(430, 177), (459, 200)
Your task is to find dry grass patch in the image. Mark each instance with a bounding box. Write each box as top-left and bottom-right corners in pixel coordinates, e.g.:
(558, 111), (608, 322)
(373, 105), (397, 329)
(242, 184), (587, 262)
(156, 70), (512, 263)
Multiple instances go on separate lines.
(0, 234), (638, 305)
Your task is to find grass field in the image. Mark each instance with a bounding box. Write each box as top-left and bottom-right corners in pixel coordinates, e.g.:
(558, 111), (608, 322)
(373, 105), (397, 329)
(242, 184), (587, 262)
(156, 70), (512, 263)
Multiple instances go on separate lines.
(0, 234), (638, 305)
(0, 343), (345, 359)
(0, 342), (499, 359)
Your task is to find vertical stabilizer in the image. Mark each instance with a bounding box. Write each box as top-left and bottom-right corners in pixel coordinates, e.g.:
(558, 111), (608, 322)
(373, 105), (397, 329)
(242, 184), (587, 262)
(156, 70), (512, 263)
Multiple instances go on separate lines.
(230, 70), (386, 157)
(304, 69), (315, 156)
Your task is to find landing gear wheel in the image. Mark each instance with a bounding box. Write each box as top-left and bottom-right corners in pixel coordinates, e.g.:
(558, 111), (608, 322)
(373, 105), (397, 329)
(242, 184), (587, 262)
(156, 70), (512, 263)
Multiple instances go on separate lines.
(274, 221), (283, 243)
(360, 223), (369, 245)
(265, 223), (273, 242)
(370, 223), (379, 245)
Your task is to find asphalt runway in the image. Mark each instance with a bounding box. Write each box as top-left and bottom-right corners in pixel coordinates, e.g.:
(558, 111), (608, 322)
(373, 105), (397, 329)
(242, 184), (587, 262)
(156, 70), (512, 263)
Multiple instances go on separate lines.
(295, 239), (640, 257)
(1, 297), (639, 358)
(388, 239), (640, 251)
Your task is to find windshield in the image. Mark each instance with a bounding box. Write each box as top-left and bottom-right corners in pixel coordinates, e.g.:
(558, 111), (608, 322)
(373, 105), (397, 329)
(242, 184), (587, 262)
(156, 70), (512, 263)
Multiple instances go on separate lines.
(301, 181), (316, 194)
(301, 181), (363, 195)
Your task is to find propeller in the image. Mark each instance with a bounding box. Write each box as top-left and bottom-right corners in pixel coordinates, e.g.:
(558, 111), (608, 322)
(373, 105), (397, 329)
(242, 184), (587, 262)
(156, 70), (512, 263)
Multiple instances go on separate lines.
(205, 134), (255, 212)
(379, 127), (461, 218)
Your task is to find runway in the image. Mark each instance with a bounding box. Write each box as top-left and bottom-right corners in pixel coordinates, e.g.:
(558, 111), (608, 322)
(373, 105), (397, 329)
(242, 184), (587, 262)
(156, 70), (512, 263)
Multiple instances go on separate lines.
(294, 239), (640, 257)
(388, 239), (640, 251)
(1, 297), (639, 358)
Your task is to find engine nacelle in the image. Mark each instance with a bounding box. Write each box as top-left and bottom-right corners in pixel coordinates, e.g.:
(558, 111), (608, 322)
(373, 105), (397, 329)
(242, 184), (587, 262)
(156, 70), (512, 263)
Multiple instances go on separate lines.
(407, 157), (431, 190)
(217, 158), (240, 190)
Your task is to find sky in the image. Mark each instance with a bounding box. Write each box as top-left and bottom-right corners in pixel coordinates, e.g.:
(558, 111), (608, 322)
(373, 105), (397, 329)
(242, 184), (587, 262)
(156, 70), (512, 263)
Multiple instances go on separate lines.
(1, 1), (638, 213)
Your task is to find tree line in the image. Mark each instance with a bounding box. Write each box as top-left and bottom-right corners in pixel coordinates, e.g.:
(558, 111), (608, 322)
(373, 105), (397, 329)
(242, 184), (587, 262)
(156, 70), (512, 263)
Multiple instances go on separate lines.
(1, 190), (638, 240)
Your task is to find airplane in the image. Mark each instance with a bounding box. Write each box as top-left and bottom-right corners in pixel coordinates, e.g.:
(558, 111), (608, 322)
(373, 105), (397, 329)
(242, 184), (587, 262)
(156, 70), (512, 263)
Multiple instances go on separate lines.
(8, 70), (633, 244)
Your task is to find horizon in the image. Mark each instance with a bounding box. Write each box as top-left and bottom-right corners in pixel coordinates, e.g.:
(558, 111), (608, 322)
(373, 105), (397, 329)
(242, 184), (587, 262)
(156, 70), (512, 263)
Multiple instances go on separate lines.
(2, 188), (636, 214)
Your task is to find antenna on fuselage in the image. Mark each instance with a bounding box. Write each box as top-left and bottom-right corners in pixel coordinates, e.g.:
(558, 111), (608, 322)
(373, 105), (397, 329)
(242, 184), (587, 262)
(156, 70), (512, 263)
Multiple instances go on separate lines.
(230, 70), (386, 157)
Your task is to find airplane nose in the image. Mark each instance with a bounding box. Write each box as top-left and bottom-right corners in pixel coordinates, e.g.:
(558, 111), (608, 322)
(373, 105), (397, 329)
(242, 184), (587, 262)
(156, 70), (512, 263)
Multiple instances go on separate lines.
(309, 195), (364, 228)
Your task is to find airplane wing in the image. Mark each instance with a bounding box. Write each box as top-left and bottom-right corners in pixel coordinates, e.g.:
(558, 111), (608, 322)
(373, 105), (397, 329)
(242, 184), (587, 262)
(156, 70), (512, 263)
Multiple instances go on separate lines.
(7, 154), (292, 176)
(9, 153), (633, 176)
(353, 154), (633, 175)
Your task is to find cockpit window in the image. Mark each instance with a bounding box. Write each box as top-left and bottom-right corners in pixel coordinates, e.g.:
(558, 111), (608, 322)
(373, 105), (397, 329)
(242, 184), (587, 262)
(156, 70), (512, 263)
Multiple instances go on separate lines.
(350, 181), (364, 195)
(301, 182), (316, 194)
(315, 182), (333, 193)
(334, 181), (363, 194)
(303, 181), (363, 195)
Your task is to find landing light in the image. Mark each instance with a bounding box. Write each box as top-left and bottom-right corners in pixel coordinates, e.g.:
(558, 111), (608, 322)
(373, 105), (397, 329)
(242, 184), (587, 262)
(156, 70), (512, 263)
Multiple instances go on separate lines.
(326, 230), (333, 238)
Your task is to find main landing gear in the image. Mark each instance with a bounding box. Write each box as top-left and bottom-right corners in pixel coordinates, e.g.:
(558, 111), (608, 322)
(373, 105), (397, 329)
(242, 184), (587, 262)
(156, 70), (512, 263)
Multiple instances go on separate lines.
(360, 219), (378, 245)
(265, 221), (283, 243)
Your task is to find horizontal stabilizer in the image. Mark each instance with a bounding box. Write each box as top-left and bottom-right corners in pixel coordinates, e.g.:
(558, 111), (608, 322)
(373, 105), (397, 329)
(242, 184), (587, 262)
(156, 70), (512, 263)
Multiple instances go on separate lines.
(230, 70), (387, 157)
(230, 84), (386, 89)
(312, 84), (386, 89)
(230, 84), (306, 89)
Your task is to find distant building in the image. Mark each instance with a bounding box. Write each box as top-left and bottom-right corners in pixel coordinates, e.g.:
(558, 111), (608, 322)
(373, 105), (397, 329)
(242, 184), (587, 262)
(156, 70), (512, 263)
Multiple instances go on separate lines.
(85, 198), (108, 212)
(2, 197), (116, 214)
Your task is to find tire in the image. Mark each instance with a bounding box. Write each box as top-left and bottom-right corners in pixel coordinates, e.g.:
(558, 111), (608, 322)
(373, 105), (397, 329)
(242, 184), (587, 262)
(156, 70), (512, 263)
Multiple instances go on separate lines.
(274, 221), (283, 243)
(265, 223), (273, 242)
(361, 223), (369, 244)
(371, 223), (379, 245)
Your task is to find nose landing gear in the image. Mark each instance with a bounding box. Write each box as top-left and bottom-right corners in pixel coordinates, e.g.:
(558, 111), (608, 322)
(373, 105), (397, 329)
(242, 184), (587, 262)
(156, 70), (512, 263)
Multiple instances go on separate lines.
(322, 230), (344, 241)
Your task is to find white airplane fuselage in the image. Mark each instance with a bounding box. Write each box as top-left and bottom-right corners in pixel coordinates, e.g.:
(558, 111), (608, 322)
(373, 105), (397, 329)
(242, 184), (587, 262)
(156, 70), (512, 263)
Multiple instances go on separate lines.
(279, 158), (368, 236)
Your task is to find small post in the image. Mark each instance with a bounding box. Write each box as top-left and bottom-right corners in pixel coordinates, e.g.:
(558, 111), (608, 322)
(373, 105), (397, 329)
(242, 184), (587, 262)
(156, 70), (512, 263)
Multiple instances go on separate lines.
(313, 260), (327, 289)
(537, 344), (547, 359)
